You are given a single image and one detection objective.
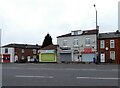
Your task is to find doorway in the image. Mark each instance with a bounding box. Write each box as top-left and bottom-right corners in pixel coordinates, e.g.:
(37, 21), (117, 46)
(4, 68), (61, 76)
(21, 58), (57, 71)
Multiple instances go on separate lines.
(100, 53), (105, 63)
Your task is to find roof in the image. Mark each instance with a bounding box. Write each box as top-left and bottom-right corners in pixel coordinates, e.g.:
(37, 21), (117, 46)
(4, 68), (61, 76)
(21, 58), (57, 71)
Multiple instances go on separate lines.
(99, 31), (120, 39)
(2, 43), (41, 49)
(40, 44), (59, 50)
(57, 29), (98, 38)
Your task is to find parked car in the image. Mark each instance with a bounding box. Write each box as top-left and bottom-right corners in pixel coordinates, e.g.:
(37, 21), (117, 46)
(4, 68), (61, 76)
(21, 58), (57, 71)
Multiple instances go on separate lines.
(30, 58), (38, 63)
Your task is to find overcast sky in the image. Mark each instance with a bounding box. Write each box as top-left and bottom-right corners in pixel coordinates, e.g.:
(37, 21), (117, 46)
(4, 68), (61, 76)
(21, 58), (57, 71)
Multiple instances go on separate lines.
(0, 0), (119, 45)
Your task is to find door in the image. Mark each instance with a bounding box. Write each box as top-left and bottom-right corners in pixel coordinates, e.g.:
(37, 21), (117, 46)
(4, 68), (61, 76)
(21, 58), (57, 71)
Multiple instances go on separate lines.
(100, 53), (105, 62)
(27, 56), (31, 62)
(14, 55), (18, 62)
(73, 54), (79, 62)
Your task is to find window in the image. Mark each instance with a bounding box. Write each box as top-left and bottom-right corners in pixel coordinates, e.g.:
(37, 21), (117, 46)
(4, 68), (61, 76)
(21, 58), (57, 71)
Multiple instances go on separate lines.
(100, 40), (105, 48)
(73, 39), (79, 46)
(63, 40), (67, 47)
(71, 31), (78, 35)
(33, 49), (37, 54)
(85, 37), (90, 45)
(22, 49), (24, 53)
(21, 56), (24, 60)
(110, 40), (115, 48)
(110, 51), (115, 60)
(5, 48), (8, 53)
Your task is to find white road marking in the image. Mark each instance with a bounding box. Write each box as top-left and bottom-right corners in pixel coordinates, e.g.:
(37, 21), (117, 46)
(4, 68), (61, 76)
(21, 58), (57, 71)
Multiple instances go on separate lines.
(15, 75), (53, 78)
(81, 69), (96, 71)
(17, 64), (27, 65)
(76, 76), (120, 80)
(112, 69), (118, 71)
(34, 64), (46, 65)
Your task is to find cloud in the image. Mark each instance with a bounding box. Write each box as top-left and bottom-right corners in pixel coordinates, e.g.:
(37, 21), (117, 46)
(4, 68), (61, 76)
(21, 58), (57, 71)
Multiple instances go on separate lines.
(0, 0), (119, 45)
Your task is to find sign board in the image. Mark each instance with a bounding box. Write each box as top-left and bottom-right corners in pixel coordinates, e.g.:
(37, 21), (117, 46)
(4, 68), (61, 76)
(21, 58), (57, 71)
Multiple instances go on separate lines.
(84, 48), (92, 53)
(39, 50), (55, 53)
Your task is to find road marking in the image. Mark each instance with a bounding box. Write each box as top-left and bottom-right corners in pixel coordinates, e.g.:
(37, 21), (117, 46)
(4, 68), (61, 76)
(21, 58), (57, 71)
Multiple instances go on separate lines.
(76, 76), (120, 80)
(33, 64), (46, 65)
(15, 75), (53, 78)
(17, 64), (27, 65)
(112, 69), (118, 71)
(81, 69), (96, 71)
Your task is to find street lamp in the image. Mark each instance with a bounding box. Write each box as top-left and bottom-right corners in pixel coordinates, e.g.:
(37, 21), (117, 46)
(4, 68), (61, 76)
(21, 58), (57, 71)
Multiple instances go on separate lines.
(94, 4), (99, 63)
(94, 4), (98, 29)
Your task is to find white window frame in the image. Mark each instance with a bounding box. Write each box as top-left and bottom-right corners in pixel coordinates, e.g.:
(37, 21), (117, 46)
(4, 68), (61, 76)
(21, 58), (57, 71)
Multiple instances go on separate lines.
(63, 40), (68, 47)
(110, 51), (115, 60)
(21, 55), (25, 60)
(85, 37), (90, 46)
(73, 39), (79, 46)
(100, 40), (105, 49)
(110, 40), (115, 48)
(22, 49), (24, 53)
(33, 49), (37, 54)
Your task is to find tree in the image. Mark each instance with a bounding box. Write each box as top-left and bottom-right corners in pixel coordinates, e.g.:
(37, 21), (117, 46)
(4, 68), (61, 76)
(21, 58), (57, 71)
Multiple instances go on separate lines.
(41, 33), (53, 48)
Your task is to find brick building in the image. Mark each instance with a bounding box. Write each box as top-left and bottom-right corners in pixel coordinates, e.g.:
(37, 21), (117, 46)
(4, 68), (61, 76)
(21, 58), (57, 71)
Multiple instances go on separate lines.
(98, 31), (120, 64)
(2, 43), (41, 63)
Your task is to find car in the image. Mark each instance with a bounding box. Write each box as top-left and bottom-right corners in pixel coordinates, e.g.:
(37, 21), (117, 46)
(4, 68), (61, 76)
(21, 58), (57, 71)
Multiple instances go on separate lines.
(30, 58), (38, 63)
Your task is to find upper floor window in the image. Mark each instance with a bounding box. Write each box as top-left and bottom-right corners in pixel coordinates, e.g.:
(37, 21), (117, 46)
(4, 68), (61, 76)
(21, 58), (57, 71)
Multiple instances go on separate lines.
(73, 39), (79, 46)
(110, 40), (115, 48)
(100, 40), (105, 49)
(22, 49), (24, 53)
(63, 40), (68, 47)
(5, 48), (8, 53)
(85, 37), (90, 45)
(33, 49), (37, 54)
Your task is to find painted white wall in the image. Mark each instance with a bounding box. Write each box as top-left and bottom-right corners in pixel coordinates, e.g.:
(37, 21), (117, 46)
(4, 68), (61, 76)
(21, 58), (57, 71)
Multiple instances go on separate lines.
(57, 34), (97, 52)
(1, 47), (15, 62)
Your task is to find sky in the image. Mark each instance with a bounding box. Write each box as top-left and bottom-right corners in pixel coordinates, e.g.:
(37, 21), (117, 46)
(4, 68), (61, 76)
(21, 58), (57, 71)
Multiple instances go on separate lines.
(0, 0), (119, 45)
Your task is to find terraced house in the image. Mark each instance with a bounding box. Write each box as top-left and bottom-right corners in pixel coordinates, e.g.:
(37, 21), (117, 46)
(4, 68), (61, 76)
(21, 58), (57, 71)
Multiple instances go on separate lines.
(1, 43), (41, 63)
(98, 30), (120, 64)
(57, 29), (98, 63)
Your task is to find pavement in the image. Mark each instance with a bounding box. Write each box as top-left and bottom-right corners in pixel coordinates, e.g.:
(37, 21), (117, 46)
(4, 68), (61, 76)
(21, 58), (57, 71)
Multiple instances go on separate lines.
(1, 63), (120, 87)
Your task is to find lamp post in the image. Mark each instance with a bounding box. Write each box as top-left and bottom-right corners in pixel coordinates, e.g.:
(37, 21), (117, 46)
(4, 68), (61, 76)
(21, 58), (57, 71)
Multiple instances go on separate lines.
(94, 4), (99, 63)
(94, 4), (98, 29)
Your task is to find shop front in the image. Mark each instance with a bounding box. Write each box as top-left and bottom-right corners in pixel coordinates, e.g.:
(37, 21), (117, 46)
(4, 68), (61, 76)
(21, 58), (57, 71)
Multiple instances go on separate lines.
(60, 52), (72, 63)
(81, 47), (96, 63)
(39, 50), (57, 62)
(3, 54), (10, 63)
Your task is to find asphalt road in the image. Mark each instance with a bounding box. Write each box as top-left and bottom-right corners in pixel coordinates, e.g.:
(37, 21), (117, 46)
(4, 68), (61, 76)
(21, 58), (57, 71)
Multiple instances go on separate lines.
(1, 63), (119, 86)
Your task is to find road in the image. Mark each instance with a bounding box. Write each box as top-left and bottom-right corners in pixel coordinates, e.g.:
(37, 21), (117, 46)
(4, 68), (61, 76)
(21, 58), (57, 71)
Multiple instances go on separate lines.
(1, 63), (119, 87)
